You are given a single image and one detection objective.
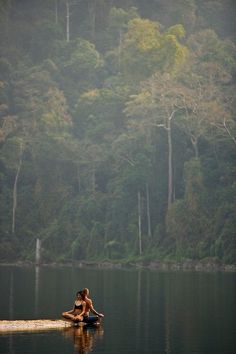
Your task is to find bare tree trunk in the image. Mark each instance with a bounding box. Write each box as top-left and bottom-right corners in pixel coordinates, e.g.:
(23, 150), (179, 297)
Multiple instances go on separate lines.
(191, 136), (199, 158)
(2, 0), (11, 41)
(12, 150), (23, 235)
(66, 1), (70, 42)
(88, 0), (96, 40)
(91, 164), (96, 193)
(55, 0), (58, 25)
(223, 118), (236, 145)
(138, 190), (142, 255)
(35, 239), (41, 265)
(167, 112), (175, 210)
(77, 165), (81, 193)
(118, 29), (123, 72)
(146, 183), (152, 237)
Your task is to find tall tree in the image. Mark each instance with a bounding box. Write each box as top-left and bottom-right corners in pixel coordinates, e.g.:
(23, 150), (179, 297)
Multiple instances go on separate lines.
(125, 73), (188, 210)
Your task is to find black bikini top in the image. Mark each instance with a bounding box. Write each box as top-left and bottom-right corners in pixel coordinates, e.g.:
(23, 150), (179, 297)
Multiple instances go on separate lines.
(74, 302), (83, 310)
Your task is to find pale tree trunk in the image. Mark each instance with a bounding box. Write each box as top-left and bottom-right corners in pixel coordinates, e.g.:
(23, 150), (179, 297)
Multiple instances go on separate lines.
(12, 149), (23, 235)
(146, 183), (152, 237)
(91, 164), (96, 193)
(157, 111), (175, 210)
(77, 165), (81, 193)
(118, 29), (123, 72)
(191, 135), (199, 158)
(138, 190), (142, 255)
(167, 111), (175, 210)
(55, 0), (58, 25)
(66, 1), (70, 42)
(2, 0), (11, 40)
(35, 238), (41, 265)
(88, 0), (96, 40)
(223, 118), (236, 145)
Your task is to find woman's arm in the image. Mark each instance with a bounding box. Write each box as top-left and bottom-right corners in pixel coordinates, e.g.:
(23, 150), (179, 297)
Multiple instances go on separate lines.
(89, 301), (104, 317)
(80, 302), (86, 317)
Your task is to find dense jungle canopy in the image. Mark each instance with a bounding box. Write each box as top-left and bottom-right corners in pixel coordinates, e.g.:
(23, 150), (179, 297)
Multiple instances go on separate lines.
(0, 0), (235, 264)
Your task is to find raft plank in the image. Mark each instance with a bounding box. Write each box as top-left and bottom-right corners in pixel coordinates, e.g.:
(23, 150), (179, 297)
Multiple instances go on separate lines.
(0, 319), (77, 333)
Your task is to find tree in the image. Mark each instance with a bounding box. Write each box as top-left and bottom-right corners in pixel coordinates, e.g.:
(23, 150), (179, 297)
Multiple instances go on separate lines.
(125, 72), (188, 210)
(179, 29), (236, 153)
(29, 20), (62, 62)
(53, 36), (104, 105)
(119, 19), (188, 81)
(110, 126), (153, 254)
(0, 0), (12, 44)
(63, 38), (103, 78)
(0, 62), (72, 238)
(0, 0), (236, 264)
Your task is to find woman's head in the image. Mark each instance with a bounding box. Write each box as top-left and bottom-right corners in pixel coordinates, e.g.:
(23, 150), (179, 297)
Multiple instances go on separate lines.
(76, 290), (83, 299)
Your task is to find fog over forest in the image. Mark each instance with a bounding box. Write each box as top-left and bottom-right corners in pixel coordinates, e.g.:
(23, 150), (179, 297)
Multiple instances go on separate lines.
(0, 0), (235, 265)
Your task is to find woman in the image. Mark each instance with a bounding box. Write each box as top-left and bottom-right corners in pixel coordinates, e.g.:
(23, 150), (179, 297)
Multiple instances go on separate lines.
(62, 291), (86, 322)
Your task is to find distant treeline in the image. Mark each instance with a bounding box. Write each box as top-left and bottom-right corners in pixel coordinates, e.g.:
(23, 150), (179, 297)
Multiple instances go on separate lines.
(0, 0), (235, 264)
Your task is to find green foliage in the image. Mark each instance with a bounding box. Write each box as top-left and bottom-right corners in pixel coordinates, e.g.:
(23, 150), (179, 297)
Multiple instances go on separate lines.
(0, 0), (235, 265)
(29, 20), (63, 62)
(184, 158), (205, 210)
(63, 38), (104, 77)
(119, 18), (188, 80)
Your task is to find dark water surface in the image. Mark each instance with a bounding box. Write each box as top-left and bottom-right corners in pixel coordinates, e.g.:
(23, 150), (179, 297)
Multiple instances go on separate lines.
(0, 266), (235, 354)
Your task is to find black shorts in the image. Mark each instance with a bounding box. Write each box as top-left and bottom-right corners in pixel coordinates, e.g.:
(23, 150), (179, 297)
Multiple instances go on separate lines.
(83, 315), (99, 324)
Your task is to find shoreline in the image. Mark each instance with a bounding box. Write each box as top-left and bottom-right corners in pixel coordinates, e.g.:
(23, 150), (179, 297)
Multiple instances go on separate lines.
(0, 258), (236, 272)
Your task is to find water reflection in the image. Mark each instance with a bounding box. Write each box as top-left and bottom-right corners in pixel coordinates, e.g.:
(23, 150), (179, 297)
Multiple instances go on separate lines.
(62, 325), (104, 354)
(0, 267), (235, 354)
(34, 266), (40, 317)
(9, 271), (14, 320)
(8, 272), (15, 354)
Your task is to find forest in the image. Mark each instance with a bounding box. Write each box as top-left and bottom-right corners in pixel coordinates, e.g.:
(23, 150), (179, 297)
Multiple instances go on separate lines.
(0, 0), (235, 265)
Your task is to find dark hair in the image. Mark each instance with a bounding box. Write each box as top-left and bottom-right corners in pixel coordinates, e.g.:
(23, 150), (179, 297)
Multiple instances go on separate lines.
(76, 290), (83, 298)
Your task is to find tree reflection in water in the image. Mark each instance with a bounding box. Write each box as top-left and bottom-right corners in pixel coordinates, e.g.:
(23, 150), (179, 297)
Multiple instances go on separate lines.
(62, 324), (104, 354)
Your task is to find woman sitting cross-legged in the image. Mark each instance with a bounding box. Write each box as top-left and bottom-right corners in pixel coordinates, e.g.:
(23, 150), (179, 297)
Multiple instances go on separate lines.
(62, 291), (86, 322)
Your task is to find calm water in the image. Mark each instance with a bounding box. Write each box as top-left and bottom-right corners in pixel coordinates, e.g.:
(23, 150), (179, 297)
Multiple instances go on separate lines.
(0, 266), (235, 354)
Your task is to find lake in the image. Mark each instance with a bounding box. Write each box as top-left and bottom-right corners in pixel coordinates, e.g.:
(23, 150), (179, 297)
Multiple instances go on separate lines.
(0, 265), (235, 354)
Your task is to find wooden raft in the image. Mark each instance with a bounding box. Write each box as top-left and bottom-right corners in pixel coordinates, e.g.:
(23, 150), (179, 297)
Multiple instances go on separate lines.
(0, 319), (76, 333)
